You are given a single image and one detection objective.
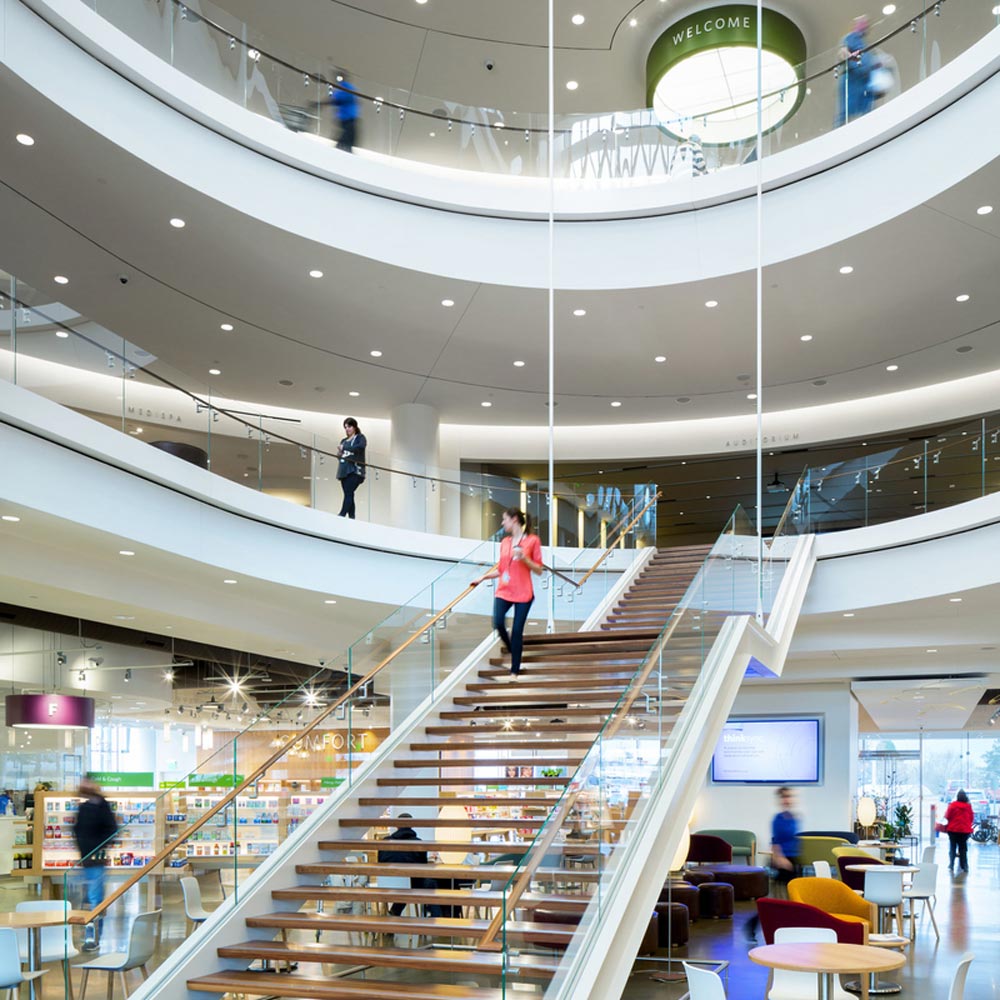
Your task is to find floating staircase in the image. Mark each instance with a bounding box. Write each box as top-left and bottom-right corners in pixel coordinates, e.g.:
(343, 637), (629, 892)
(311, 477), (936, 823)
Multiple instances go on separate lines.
(179, 542), (748, 999)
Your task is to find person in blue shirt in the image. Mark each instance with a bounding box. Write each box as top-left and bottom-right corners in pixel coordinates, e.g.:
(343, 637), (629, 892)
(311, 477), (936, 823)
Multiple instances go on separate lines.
(330, 70), (360, 152)
(745, 786), (801, 942)
(836, 16), (875, 127)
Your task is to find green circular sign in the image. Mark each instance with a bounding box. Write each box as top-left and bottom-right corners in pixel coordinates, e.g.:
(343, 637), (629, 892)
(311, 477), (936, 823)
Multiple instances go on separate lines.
(645, 5), (807, 145)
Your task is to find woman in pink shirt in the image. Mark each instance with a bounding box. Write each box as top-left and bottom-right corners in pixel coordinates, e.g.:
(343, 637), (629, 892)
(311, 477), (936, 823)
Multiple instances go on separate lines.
(472, 508), (543, 680)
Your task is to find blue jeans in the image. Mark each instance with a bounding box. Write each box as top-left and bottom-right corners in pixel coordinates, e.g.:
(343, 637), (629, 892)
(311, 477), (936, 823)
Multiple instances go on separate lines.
(493, 597), (533, 673)
(80, 866), (106, 942)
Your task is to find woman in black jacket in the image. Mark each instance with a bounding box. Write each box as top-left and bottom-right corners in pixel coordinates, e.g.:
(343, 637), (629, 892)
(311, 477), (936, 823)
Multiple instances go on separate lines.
(336, 417), (367, 519)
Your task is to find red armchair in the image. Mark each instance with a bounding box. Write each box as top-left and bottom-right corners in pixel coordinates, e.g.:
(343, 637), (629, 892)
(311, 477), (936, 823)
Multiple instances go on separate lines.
(686, 834), (733, 865)
(756, 897), (867, 946)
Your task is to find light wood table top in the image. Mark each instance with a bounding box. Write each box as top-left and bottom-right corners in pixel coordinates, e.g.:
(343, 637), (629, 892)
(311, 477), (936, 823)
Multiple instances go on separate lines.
(845, 864), (919, 873)
(0, 909), (88, 928)
(749, 942), (906, 976)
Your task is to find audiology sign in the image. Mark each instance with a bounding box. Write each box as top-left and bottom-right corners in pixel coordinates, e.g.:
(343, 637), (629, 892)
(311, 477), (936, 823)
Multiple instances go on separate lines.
(645, 5), (807, 106)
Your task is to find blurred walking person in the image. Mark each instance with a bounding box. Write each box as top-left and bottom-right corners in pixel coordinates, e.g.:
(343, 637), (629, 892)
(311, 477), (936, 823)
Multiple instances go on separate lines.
(836, 16), (876, 127)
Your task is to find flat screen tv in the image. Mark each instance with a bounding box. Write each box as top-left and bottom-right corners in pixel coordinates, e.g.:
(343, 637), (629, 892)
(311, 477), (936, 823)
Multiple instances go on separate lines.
(710, 717), (822, 784)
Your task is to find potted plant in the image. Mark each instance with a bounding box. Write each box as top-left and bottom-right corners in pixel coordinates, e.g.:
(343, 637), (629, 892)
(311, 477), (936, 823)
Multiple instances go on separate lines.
(540, 767), (563, 778)
(894, 803), (913, 838)
(881, 822), (897, 843)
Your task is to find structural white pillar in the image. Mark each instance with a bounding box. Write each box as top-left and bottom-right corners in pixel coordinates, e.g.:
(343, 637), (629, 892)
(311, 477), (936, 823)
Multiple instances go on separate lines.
(390, 403), (441, 533)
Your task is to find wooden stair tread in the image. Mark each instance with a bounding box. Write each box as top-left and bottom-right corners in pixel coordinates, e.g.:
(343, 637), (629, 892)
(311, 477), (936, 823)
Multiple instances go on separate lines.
(317, 840), (602, 856)
(357, 796), (562, 808)
(339, 817), (547, 829)
(408, 740), (596, 752)
(295, 862), (598, 881)
(255, 889), (587, 911)
(522, 629), (659, 644)
(214, 941), (560, 976)
(376, 777), (570, 786)
(452, 692), (625, 706)
(395, 756), (584, 768)
(425, 723), (600, 735)
(188, 971), (503, 999)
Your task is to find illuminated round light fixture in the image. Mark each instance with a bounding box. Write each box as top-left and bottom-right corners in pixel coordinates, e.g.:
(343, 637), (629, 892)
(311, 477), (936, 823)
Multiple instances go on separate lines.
(839, 265), (854, 274)
(573, 308), (587, 317)
(977, 205), (993, 215)
(955, 293), (970, 302)
(704, 300), (718, 308)
(309, 269), (324, 278)
(565, 80), (579, 91)
(169, 218), (186, 228)
(646, 6), (806, 144)
(441, 299), (455, 307)
(15, 133), (35, 146)
(220, 322), (234, 331)
(799, 334), (813, 342)
(513, 360), (526, 367)
(53, 275), (69, 285)
(654, 355), (667, 363)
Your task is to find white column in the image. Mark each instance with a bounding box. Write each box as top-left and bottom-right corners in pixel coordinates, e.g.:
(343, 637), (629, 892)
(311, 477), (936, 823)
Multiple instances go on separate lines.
(390, 403), (440, 533)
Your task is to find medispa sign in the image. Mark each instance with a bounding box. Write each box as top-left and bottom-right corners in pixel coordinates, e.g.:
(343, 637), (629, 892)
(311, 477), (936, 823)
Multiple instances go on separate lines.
(5, 693), (96, 729)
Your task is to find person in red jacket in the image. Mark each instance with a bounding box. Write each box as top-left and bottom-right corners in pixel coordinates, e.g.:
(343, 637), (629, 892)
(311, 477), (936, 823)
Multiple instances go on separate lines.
(471, 508), (543, 680)
(944, 789), (974, 874)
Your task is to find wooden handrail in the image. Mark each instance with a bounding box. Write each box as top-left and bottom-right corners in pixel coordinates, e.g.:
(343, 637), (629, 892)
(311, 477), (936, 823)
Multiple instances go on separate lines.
(79, 492), (656, 924)
(575, 491), (661, 588)
(78, 584), (477, 923)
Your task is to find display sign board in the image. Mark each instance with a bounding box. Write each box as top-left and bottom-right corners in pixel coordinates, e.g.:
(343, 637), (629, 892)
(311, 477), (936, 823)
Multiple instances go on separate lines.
(320, 777), (345, 789)
(187, 773), (245, 788)
(85, 771), (154, 788)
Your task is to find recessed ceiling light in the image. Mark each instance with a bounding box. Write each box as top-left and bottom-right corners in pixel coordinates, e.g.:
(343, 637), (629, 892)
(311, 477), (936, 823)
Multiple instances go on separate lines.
(654, 355), (667, 363)
(119, 550), (135, 556)
(746, 393), (758, 400)
(885, 364), (899, 372)
(513, 360), (525, 367)
(169, 218), (186, 228)
(571, 13), (585, 25)
(565, 80), (579, 91)
(223, 579), (238, 585)
(481, 401), (493, 407)
(955, 293), (970, 302)
(56, 331), (69, 339)
(349, 390), (360, 397)
(220, 323), (234, 331)
(113, 615), (136, 621)
(208, 368), (221, 375)
(53, 275), (69, 285)
(676, 397), (690, 404)
(977, 205), (993, 215)
(415, 0), (428, 4)
(324, 599), (337, 604)
(704, 300), (718, 308)
(956, 345), (973, 353)
(839, 265), (853, 274)
(610, 401), (622, 407)
(800, 334), (813, 342)
(926, 648), (938, 653)
(369, 349), (383, 357)
(843, 612), (855, 617)
(949, 597), (963, 602)
(429, 131), (436, 138)
(15, 133), (34, 146)
(309, 269), (324, 278)
(629, 17), (638, 26)
(882, 3), (896, 12)
(573, 308), (587, 317)
(1, 515), (20, 523)
(441, 298), (455, 307)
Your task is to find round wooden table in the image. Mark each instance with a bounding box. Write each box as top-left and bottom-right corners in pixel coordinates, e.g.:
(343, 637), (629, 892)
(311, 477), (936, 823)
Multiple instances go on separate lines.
(0, 910), (86, 1000)
(750, 942), (905, 1000)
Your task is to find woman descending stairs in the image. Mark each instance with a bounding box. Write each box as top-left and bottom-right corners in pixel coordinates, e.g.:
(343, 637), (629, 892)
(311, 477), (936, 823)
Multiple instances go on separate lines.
(187, 545), (714, 999)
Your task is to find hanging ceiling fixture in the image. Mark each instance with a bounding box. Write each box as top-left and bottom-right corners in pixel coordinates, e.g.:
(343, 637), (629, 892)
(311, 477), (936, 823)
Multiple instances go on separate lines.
(5, 693), (95, 730)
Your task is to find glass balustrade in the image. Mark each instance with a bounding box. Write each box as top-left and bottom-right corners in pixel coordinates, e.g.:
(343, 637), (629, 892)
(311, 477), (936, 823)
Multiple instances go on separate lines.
(493, 506), (764, 995)
(46, 516), (634, 988)
(0, 270), (656, 546)
(71, 0), (999, 182)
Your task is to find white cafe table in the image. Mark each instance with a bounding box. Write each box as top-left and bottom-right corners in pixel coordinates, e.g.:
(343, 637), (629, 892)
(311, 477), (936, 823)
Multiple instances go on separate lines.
(750, 942), (904, 1000)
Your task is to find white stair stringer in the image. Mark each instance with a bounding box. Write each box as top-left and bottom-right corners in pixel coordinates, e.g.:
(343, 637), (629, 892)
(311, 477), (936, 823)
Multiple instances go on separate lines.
(129, 546), (651, 1000)
(543, 534), (816, 1000)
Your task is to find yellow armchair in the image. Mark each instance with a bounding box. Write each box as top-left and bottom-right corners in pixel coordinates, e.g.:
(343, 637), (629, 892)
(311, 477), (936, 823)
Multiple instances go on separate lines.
(788, 877), (876, 941)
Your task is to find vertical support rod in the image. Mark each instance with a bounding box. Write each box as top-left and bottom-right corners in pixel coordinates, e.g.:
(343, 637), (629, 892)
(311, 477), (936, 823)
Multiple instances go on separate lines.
(546, 0), (556, 634)
(754, 0), (764, 624)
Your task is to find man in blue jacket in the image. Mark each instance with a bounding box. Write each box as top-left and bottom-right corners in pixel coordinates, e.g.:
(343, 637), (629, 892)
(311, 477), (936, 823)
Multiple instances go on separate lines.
(331, 70), (360, 152)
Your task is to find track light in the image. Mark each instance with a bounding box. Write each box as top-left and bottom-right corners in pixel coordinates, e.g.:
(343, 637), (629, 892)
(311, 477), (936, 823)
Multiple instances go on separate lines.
(78, 670), (86, 683)
(124, 669), (132, 682)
